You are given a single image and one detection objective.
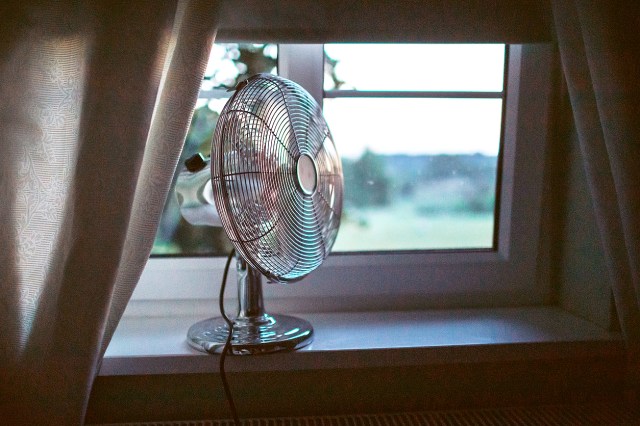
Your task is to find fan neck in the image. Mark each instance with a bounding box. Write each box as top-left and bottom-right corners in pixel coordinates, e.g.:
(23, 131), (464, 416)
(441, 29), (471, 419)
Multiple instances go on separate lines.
(236, 257), (265, 319)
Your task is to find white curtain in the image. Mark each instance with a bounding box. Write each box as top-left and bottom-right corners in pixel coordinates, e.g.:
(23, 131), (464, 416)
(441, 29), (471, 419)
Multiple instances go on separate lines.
(552, 0), (640, 386)
(0, 1), (219, 424)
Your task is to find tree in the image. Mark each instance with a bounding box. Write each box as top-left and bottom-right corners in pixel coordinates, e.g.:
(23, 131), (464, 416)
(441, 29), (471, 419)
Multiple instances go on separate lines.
(344, 149), (391, 207)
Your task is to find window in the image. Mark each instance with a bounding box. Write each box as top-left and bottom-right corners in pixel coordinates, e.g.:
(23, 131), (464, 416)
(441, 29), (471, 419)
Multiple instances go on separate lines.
(131, 43), (554, 314)
(153, 43), (277, 255)
(322, 44), (504, 252)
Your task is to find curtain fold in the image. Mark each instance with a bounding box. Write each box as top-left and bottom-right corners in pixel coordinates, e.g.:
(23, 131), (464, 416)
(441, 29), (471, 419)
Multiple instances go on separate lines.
(552, 0), (640, 372)
(0, 1), (219, 424)
(101, 0), (221, 359)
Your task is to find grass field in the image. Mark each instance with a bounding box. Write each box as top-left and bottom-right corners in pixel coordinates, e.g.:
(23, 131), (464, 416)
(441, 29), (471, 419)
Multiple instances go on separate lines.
(333, 202), (494, 252)
(152, 202), (495, 255)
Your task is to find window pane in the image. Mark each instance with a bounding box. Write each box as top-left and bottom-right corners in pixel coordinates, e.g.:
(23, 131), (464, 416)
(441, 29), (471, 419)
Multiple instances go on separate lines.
(324, 98), (502, 251)
(153, 43), (277, 255)
(324, 44), (505, 92)
(202, 43), (277, 91)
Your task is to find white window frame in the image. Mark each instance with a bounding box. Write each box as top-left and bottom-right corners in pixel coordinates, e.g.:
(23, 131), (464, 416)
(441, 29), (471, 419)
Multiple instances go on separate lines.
(128, 43), (554, 317)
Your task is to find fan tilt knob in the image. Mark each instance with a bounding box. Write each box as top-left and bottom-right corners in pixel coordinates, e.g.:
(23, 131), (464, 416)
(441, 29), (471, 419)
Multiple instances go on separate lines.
(296, 154), (319, 195)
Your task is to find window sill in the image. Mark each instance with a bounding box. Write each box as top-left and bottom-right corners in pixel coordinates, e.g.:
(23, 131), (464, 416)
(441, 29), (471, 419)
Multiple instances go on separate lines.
(100, 306), (622, 376)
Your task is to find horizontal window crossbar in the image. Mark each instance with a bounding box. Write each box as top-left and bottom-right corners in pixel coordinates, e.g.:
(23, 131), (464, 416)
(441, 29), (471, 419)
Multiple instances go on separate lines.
(199, 90), (504, 101)
(324, 90), (504, 99)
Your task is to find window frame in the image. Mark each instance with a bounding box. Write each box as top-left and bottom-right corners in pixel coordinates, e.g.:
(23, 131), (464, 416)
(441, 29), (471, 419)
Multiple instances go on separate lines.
(128, 43), (554, 316)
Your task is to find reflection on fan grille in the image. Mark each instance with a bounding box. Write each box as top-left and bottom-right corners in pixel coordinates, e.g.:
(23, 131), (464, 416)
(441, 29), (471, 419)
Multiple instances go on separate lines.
(211, 74), (343, 282)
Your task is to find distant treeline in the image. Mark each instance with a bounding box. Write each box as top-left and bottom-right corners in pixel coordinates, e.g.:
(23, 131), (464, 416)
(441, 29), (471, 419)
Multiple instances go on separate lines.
(342, 150), (498, 213)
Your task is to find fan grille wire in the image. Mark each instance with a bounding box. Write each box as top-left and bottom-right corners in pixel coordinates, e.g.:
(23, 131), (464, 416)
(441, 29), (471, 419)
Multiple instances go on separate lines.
(211, 74), (343, 282)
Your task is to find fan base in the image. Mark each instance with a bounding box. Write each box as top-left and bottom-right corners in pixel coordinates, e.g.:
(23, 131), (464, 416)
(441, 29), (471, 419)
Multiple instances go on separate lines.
(187, 313), (313, 355)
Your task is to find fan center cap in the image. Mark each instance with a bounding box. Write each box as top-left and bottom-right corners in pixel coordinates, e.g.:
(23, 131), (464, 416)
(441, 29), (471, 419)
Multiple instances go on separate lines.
(296, 154), (318, 195)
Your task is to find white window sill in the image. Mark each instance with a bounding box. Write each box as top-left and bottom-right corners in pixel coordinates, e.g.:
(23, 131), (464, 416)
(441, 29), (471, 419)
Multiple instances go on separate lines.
(100, 306), (622, 376)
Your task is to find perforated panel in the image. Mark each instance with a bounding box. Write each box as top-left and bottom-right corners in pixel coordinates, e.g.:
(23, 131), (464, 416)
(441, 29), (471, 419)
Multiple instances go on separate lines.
(93, 403), (640, 426)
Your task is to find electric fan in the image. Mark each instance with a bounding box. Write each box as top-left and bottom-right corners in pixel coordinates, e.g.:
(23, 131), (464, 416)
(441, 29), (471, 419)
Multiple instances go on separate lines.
(176, 73), (343, 355)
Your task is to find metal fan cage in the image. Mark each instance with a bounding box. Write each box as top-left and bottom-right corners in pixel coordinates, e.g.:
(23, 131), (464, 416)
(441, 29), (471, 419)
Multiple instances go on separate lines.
(211, 73), (343, 283)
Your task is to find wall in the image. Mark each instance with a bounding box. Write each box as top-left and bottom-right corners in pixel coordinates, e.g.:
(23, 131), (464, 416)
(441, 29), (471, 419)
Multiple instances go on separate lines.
(551, 90), (616, 330)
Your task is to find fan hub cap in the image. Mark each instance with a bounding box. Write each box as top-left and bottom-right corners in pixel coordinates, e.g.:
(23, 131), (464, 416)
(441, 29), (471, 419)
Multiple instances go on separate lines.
(296, 154), (319, 195)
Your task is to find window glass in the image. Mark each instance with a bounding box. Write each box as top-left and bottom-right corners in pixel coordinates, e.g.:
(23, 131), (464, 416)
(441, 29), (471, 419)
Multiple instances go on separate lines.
(324, 98), (502, 158)
(324, 44), (505, 92)
(152, 43), (505, 255)
(324, 44), (505, 252)
(324, 98), (502, 251)
(152, 43), (276, 255)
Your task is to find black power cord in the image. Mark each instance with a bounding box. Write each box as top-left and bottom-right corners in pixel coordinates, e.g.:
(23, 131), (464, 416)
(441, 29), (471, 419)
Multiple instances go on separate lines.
(219, 248), (241, 426)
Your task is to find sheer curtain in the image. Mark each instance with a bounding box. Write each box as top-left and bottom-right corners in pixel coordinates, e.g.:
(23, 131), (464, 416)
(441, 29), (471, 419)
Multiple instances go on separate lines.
(552, 0), (640, 382)
(0, 0), (219, 424)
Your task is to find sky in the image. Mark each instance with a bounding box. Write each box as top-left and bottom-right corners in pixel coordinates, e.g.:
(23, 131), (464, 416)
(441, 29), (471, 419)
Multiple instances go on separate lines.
(324, 97), (503, 159)
(200, 44), (506, 159)
(323, 44), (505, 159)
(323, 44), (505, 92)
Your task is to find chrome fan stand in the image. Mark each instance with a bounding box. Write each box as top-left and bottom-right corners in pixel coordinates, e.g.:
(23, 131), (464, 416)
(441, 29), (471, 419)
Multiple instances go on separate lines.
(187, 256), (313, 355)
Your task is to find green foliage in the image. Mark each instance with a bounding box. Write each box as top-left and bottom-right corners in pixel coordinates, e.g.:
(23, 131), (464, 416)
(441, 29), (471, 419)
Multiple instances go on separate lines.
(224, 44), (277, 89)
(384, 153), (497, 215)
(185, 105), (219, 155)
(343, 149), (391, 207)
(323, 51), (345, 90)
(344, 151), (498, 215)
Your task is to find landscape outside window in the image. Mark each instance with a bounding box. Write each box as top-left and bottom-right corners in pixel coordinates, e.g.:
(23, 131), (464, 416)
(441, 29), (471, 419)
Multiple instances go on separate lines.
(152, 43), (505, 255)
(325, 44), (505, 251)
